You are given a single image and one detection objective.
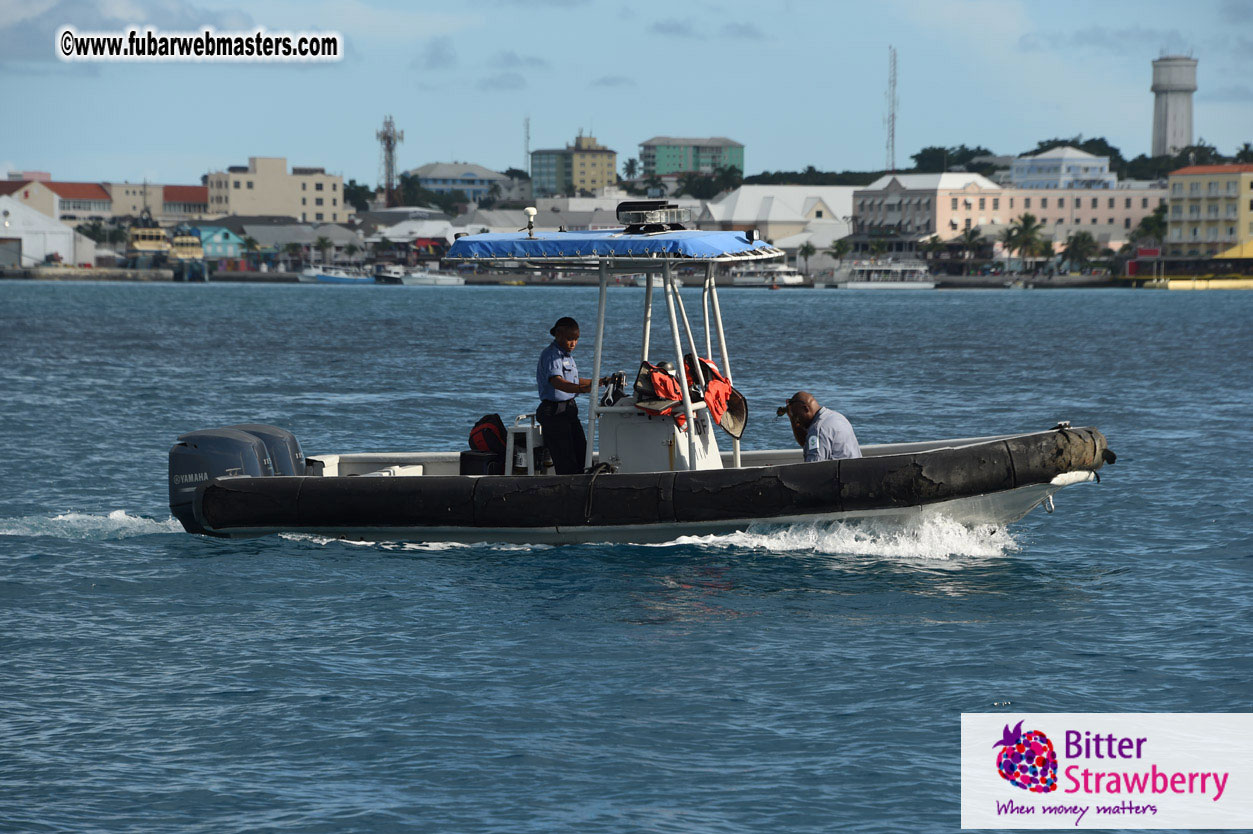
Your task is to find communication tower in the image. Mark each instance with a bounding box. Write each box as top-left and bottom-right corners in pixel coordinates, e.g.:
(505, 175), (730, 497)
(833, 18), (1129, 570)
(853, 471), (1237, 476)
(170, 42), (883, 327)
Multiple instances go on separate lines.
(376, 115), (404, 208)
(885, 46), (898, 172)
(524, 116), (531, 175)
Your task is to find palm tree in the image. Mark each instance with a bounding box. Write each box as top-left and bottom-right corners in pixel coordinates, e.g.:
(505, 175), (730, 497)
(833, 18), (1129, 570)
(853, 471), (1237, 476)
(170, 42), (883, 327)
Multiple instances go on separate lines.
(825, 239), (851, 263)
(958, 227), (982, 274)
(622, 158), (639, 180)
(920, 235), (946, 263)
(1029, 235), (1054, 269)
(1130, 204), (1167, 244)
(1005, 213), (1044, 271)
(998, 226), (1020, 272)
(315, 235), (332, 264)
(713, 165), (743, 195)
(239, 234), (259, 266)
(797, 241), (816, 275)
(283, 242), (302, 271)
(344, 243), (360, 264)
(1236, 142), (1253, 164)
(1062, 231), (1099, 271)
(868, 240), (887, 258)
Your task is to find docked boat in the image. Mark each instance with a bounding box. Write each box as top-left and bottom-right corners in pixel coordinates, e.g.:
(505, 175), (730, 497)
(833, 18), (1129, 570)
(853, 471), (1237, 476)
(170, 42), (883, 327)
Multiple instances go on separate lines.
(168, 224), (206, 282)
(833, 259), (935, 289)
(169, 201), (1113, 544)
(299, 265), (373, 285)
(374, 264), (466, 286)
(124, 208), (170, 269)
(728, 262), (805, 286)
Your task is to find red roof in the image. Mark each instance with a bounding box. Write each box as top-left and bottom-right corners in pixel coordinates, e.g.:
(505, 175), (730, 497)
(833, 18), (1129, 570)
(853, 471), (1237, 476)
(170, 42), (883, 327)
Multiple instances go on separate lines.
(43, 181), (111, 200)
(1171, 164), (1253, 176)
(0, 181), (29, 197)
(163, 185), (208, 203)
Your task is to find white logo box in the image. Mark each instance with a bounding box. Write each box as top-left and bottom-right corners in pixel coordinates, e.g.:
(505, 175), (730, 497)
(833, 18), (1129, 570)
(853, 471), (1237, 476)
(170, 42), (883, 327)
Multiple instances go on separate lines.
(961, 713), (1253, 829)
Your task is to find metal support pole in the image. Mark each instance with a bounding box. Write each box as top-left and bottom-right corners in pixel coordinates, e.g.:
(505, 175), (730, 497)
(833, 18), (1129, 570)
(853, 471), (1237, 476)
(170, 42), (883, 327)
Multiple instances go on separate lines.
(701, 263), (713, 358)
(585, 259), (608, 471)
(671, 287), (705, 387)
(641, 272), (653, 363)
(708, 272), (732, 381)
(707, 273), (739, 467)
(662, 262), (698, 469)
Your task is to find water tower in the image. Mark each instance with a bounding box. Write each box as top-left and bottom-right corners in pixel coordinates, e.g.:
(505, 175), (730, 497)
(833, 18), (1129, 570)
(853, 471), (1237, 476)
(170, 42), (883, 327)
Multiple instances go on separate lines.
(1151, 56), (1197, 157)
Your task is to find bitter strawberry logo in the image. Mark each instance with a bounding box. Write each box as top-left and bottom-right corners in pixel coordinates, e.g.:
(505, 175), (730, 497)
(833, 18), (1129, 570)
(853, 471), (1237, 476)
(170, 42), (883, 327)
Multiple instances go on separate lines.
(993, 720), (1058, 793)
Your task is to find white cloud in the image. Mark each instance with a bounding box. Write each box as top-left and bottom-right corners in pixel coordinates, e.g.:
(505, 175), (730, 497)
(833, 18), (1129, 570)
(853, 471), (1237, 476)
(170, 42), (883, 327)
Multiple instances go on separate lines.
(0, 0), (253, 62)
(0, 0), (57, 26)
(243, 0), (479, 42)
(476, 71), (525, 91)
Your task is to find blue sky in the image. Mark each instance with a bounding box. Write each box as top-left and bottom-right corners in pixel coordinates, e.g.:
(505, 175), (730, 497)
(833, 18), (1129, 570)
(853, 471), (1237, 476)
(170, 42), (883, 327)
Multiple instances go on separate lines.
(3, 0), (1251, 186)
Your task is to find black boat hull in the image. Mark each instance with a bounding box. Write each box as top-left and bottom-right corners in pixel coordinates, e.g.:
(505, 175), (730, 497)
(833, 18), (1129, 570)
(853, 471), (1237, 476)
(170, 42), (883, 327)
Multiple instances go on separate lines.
(188, 427), (1111, 542)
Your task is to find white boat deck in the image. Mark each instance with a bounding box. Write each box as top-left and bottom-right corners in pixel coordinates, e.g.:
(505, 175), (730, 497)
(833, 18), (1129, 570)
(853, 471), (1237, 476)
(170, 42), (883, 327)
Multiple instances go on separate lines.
(306, 433), (1031, 478)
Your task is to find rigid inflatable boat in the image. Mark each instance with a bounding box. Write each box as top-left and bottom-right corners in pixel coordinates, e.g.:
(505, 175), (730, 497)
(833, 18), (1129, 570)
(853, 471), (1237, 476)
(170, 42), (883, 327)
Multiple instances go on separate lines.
(168, 202), (1114, 543)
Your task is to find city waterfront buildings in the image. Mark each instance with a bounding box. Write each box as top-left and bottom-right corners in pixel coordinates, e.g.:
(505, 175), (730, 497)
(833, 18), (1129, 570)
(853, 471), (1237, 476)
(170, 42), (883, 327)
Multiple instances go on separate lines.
(530, 134), (616, 198)
(205, 157), (351, 223)
(1009, 146), (1117, 189)
(407, 162), (509, 202)
(0, 176), (208, 227)
(0, 180), (111, 224)
(105, 183), (208, 223)
(698, 185), (855, 272)
(194, 226), (247, 259)
(699, 185), (855, 242)
(639, 137), (745, 177)
(850, 172), (1167, 257)
(1165, 164), (1253, 257)
(0, 195), (98, 266)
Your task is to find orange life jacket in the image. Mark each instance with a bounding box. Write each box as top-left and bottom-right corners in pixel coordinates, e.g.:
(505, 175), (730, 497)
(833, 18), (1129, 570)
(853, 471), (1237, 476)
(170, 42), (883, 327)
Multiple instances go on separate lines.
(684, 355), (732, 425)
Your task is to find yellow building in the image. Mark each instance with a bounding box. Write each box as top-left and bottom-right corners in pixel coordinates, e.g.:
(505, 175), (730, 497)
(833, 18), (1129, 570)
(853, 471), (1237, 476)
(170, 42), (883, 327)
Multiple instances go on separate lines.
(531, 134), (617, 197)
(205, 157), (351, 223)
(1165, 164), (1253, 257)
(569, 135), (616, 194)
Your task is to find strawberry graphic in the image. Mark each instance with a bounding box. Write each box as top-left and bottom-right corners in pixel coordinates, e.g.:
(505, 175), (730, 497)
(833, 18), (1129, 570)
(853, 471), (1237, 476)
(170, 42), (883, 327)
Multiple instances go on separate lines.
(993, 720), (1058, 793)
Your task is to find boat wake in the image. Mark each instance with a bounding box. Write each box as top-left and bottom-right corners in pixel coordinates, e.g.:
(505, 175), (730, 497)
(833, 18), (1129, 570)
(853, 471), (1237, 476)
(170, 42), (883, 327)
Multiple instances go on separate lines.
(658, 516), (1021, 560)
(0, 510), (183, 540)
(279, 534), (549, 553)
(279, 517), (1018, 560)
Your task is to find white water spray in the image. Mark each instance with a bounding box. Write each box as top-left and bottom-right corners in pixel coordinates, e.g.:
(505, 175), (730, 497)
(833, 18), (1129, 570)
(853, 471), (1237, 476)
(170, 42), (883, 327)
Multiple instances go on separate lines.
(0, 510), (183, 540)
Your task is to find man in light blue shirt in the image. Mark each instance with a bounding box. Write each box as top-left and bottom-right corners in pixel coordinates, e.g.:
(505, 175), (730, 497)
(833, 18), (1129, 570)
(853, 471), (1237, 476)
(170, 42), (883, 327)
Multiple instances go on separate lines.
(535, 316), (597, 474)
(785, 391), (862, 462)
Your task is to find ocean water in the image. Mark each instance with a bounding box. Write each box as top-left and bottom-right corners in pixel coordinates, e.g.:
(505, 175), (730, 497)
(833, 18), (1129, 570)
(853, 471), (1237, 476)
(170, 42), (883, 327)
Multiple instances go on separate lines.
(1, 281), (1249, 833)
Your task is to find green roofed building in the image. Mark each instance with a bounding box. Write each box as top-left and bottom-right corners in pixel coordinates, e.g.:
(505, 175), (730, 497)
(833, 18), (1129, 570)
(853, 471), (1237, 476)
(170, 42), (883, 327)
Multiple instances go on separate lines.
(639, 137), (744, 178)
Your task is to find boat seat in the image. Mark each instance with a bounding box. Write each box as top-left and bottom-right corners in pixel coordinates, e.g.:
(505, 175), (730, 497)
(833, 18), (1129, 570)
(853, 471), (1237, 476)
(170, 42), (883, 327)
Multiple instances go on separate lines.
(357, 464), (425, 477)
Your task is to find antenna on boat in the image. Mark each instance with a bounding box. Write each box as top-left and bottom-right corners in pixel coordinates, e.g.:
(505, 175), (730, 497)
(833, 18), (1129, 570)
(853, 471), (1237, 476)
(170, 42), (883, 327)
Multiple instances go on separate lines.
(523, 206), (537, 238)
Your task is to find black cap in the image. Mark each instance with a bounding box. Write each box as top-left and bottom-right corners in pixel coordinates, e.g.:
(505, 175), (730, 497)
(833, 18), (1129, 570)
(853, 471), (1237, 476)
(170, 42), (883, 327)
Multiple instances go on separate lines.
(550, 316), (579, 336)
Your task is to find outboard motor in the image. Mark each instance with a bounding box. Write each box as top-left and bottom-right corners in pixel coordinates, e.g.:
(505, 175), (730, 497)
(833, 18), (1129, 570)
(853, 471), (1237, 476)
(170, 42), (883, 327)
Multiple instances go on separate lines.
(168, 424), (303, 534)
(221, 424), (304, 476)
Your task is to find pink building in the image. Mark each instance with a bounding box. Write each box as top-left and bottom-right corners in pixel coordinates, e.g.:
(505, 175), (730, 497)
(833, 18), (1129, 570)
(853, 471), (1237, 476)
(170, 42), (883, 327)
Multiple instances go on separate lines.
(851, 173), (1166, 258)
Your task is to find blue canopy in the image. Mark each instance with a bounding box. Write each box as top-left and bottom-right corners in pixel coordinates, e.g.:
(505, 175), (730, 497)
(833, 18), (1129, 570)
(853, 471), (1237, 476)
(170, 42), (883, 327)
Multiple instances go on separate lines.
(444, 229), (781, 262)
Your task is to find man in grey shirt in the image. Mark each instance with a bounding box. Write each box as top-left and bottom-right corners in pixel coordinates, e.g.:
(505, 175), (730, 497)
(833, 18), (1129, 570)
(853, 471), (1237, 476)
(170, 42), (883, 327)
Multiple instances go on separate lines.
(785, 391), (862, 462)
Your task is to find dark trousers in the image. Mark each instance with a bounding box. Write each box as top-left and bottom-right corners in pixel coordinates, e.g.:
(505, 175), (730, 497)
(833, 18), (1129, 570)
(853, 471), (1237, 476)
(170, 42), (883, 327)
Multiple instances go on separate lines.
(536, 399), (586, 475)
